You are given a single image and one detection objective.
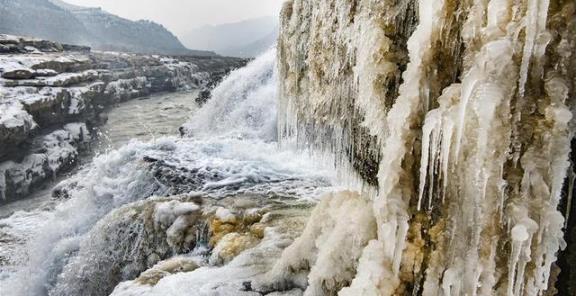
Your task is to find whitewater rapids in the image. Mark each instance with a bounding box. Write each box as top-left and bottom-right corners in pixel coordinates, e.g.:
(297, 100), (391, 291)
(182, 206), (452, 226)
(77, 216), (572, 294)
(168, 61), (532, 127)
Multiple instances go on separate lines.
(0, 49), (335, 296)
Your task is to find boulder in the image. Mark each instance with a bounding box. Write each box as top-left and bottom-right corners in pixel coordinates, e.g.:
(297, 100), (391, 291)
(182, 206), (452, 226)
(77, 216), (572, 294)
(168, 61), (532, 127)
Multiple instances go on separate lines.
(2, 68), (34, 79)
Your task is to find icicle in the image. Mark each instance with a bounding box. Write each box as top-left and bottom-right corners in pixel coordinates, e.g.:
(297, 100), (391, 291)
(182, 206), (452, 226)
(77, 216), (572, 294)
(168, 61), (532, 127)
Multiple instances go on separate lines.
(372, 0), (449, 277)
(418, 110), (441, 211)
(427, 123), (441, 211)
(518, 0), (551, 98)
(442, 262), (464, 296)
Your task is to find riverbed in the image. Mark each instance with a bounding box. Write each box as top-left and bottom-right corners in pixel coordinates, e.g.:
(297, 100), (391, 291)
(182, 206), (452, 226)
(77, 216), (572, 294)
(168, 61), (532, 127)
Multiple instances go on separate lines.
(0, 91), (199, 218)
(0, 90), (200, 280)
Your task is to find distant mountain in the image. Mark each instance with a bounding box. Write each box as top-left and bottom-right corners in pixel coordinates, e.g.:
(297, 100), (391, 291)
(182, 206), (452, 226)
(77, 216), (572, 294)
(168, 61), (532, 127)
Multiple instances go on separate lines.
(0, 0), (214, 56)
(68, 7), (202, 55)
(48, 0), (84, 10)
(0, 0), (90, 46)
(182, 16), (278, 58)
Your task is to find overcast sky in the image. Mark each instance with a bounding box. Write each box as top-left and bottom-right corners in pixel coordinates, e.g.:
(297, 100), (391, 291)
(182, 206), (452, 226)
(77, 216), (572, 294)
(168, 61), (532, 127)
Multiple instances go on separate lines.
(64, 0), (285, 35)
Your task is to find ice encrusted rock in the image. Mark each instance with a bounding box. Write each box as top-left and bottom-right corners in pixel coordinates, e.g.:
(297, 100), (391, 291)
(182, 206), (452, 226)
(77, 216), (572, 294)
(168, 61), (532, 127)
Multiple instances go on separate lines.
(44, 193), (311, 296)
(0, 123), (90, 200)
(108, 196), (312, 296)
(133, 256), (201, 286)
(2, 70), (99, 87)
(0, 100), (38, 157)
(254, 191), (376, 294)
(273, 0), (575, 294)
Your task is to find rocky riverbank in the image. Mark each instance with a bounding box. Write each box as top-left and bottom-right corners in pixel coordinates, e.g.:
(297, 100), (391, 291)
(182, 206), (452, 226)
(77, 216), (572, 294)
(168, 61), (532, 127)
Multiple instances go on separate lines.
(0, 34), (246, 203)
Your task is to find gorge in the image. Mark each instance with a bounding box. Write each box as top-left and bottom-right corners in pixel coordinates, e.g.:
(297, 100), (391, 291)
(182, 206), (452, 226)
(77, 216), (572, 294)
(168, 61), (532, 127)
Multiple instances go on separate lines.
(0, 0), (574, 295)
(0, 34), (244, 204)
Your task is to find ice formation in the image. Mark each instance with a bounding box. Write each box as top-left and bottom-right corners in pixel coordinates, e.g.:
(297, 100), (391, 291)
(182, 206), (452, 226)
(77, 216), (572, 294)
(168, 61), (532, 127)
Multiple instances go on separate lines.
(272, 0), (575, 295)
(255, 191), (377, 295)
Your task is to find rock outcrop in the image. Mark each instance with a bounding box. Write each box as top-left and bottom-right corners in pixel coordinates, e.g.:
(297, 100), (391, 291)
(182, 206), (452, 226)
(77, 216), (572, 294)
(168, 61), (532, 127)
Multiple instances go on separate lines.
(0, 35), (246, 203)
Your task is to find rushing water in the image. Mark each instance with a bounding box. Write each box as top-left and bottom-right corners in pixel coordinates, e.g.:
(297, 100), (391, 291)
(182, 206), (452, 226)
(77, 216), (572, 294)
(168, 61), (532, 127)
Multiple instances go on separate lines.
(0, 91), (200, 283)
(0, 49), (334, 295)
(97, 91), (199, 150)
(0, 91), (200, 219)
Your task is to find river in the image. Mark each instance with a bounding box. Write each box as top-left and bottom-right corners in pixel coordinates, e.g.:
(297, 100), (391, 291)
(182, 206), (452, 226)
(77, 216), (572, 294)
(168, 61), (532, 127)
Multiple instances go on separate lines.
(0, 90), (200, 281)
(0, 50), (335, 295)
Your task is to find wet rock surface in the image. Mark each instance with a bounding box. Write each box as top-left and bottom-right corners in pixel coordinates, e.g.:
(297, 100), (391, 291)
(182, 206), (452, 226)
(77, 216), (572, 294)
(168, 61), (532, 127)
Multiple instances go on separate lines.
(0, 35), (246, 204)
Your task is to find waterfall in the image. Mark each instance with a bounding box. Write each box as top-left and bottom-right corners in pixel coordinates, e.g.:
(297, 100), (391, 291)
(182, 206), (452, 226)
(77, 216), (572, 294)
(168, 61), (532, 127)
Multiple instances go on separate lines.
(0, 48), (334, 296)
(183, 48), (278, 141)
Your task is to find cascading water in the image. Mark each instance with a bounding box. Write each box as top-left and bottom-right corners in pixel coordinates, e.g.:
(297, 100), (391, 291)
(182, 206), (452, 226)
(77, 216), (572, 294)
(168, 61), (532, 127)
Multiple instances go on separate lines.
(0, 48), (335, 296)
(183, 49), (278, 140)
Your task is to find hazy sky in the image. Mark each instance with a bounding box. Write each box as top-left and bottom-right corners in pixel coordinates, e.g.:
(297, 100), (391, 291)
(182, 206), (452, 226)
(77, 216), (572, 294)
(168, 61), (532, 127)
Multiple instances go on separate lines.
(64, 0), (285, 35)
